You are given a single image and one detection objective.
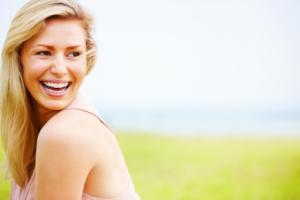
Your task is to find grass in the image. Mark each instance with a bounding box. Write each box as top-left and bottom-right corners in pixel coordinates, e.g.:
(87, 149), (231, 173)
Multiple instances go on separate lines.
(0, 142), (10, 198)
(1, 132), (300, 199)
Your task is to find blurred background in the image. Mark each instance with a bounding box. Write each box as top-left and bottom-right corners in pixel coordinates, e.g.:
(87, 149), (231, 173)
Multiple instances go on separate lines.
(1, 0), (300, 199)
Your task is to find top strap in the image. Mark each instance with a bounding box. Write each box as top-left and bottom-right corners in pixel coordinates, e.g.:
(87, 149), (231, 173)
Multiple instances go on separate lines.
(64, 107), (112, 131)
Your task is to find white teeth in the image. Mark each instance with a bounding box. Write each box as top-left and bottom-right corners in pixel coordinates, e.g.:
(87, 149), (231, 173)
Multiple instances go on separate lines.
(43, 81), (69, 89)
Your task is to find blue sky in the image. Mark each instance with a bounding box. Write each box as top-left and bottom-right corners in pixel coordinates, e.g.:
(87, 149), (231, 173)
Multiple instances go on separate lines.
(1, 0), (300, 111)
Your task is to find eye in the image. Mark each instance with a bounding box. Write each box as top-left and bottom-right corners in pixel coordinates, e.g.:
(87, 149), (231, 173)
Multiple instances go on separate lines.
(36, 51), (51, 56)
(67, 51), (81, 57)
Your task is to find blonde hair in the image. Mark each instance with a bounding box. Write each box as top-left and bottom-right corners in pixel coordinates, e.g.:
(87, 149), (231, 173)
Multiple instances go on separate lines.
(0, 0), (96, 187)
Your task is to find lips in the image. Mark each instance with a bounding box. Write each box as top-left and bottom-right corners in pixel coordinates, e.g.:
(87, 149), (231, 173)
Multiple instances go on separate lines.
(40, 80), (71, 97)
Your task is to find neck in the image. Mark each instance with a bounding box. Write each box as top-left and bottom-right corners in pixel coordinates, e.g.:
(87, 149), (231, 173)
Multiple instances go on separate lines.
(32, 100), (58, 128)
(38, 109), (57, 128)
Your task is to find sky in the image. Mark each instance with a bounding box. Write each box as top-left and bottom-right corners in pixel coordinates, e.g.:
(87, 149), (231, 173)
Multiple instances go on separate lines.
(1, 0), (300, 111)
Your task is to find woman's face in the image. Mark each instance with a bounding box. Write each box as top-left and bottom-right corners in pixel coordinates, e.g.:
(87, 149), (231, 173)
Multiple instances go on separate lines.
(21, 18), (87, 115)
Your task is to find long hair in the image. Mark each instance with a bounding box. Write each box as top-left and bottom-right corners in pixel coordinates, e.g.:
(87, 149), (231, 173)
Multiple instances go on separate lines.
(0, 0), (96, 187)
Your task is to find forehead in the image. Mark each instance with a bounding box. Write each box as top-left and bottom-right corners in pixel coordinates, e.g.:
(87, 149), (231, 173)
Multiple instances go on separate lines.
(26, 18), (86, 47)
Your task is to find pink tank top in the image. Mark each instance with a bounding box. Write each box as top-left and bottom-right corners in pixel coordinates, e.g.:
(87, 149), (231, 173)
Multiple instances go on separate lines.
(10, 97), (140, 200)
(11, 169), (140, 200)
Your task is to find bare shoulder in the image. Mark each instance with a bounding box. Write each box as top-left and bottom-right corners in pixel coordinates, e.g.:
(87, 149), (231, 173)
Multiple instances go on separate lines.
(38, 108), (119, 162)
(36, 108), (130, 197)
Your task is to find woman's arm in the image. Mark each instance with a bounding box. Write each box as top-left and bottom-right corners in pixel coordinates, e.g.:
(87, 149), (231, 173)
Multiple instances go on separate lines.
(35, 115), (96, 200)
(35, 110), (130, 200)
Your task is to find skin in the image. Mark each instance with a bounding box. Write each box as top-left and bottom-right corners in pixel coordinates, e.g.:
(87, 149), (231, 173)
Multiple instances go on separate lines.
(21, 18), (87, 126)
(20, 18), (131, 199)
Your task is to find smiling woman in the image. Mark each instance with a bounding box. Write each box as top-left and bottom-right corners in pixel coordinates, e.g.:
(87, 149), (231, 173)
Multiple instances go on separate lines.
(0, 0), (140, 199)
(20, 18), (88, 124)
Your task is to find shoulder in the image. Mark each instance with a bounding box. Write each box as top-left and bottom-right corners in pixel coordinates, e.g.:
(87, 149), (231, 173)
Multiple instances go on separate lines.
(37, 107), (116, 162)
(35, 108), (126, 198)
(36, 109), (102, 174)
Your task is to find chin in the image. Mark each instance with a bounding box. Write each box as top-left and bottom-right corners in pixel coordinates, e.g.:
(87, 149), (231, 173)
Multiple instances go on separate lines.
(38, 98), (73, 112)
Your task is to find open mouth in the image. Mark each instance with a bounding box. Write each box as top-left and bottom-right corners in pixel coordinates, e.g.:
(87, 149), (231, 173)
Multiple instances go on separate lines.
(41, 81), (71, 90)
(40, 81), (71, 96)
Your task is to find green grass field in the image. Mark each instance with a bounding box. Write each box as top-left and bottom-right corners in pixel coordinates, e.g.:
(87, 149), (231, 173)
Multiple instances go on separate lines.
(1, 133), (300, 199)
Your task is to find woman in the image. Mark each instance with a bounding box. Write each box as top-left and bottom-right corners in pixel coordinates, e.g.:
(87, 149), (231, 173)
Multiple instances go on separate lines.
(0, 0), (140, 199)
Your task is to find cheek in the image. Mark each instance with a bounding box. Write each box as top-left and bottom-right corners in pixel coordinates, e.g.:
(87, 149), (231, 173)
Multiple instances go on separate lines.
(71, 60), (87, 80)
(23, 60), (48, 82)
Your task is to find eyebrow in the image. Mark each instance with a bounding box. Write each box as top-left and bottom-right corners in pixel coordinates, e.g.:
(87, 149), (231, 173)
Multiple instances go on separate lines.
(33, 44), (84, 50)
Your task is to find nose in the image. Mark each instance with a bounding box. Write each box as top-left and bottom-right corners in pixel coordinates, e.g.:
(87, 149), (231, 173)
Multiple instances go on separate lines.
(50, 54), (67, 76)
